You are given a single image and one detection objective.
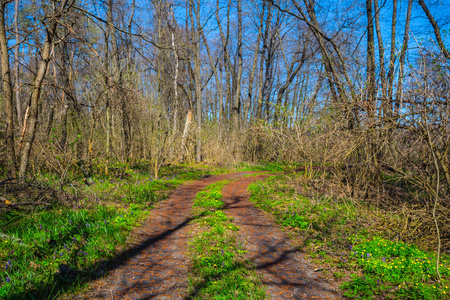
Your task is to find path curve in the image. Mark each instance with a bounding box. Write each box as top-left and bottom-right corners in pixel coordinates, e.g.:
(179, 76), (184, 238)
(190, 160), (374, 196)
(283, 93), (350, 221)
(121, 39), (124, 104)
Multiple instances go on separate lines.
(221, 175), (342, 300)
(86, 172), (254, 300)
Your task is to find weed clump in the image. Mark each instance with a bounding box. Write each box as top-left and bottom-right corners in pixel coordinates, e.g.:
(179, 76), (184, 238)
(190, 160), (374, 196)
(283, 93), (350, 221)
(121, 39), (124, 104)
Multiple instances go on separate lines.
(188, 180), (265, 299)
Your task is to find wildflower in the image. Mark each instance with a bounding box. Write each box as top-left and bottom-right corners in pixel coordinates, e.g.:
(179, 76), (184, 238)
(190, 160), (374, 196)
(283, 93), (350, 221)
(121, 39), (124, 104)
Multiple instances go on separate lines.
(6, 277), (10, 283)
(222, 262), (225, 267)
(84, 252), (88, 256)
(382, 257), (386, 262)
(86, 223), (90, 227)
(53, 256), (56, 260)
(349, 245), (353, 250)
(377, 279), (380, 284)
(39, 224), (43, 230)
(64, 244), (67, 250)
(69, 220), (72, 224)
(73, 237), (76, 242)
(367, 253), (371, 258)
(104, 220), (107, 224)
(60, 252), (64, 256)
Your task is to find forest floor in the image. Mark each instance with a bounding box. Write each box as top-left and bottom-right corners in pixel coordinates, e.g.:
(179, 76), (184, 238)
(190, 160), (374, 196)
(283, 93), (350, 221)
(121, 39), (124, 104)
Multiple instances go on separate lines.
(83, 171), (341, 299)
(1, 163), (449, 299)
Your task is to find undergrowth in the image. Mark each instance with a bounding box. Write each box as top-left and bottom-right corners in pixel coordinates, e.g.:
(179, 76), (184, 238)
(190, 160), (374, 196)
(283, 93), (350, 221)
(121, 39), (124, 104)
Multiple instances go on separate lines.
(0, 163), (219, 299)
(248, 174), (450, 299)
(188, 180), (265, 299)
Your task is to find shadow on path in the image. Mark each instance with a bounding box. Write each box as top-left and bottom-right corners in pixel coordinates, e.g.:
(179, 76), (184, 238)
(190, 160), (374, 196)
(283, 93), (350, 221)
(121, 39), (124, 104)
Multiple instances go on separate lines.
(221, 175), (342, 300)
(7, 172), (253, 300)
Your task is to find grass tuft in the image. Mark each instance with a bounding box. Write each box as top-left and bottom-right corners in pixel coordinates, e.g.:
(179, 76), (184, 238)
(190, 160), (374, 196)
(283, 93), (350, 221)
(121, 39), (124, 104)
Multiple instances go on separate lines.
(188, 180), (265, 299)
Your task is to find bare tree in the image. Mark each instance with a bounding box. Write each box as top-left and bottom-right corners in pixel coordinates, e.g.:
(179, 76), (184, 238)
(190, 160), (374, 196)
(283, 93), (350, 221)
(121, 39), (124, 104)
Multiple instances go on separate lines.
(18, 0), (75, 179)
(418, 0), (450, 60)
(0, 0), (17, 177)
(394, 0), (412, 115)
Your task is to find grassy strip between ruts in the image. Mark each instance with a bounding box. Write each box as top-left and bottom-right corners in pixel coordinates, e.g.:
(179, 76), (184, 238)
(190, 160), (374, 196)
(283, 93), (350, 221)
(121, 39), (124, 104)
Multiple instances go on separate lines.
(188, 180), (266, 299)
(248, 174), (450, 300)
(0, 164), (221, 299)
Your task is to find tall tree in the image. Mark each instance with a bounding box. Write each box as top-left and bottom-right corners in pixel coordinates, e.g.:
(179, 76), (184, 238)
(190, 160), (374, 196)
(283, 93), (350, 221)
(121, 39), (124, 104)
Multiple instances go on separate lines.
(18, 0), (74, 178)
(232, 0), (243, 132)
(366, 0), (376, 120)
(386, 0), (398, 117)
(394, 0), (412, 115)
(0, 0), (17, 177)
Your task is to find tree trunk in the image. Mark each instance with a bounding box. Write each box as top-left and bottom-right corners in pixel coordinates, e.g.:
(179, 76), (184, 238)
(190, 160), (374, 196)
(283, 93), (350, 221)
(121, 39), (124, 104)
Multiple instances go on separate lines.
(245, 3), (265, 125)
(18, 20), (58, 178)
(189, 0), (202, 162)
(374, 0), (387, 118)
(179, 109), (193, 163)
(394, 0), (412, 115)
(14, 0), (21, 127)
(0, 1), (17, 177)
(216, 0), (232, 126)
(386, 0), (397, 118)
(169, 26), (179, 160)
(418, 0), (450, 60)
(232, 0), (243, 132)
(366, 0), (376, 120)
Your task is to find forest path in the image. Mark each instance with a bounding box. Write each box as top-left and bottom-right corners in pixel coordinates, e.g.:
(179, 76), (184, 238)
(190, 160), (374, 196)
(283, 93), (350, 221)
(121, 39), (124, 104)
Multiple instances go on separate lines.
(86, 172), (341, 299)
(221, 175), (342, 300)
(86, 172), (254, 300)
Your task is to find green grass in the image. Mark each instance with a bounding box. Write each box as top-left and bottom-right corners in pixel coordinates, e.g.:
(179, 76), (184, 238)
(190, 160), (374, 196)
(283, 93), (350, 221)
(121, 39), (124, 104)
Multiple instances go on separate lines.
(0, 163), (222, 299)
(0, 204), (148, 299)
(248, 174), (450, 300)
(342, 236), (450, 299)
(188, 180), (265, 299)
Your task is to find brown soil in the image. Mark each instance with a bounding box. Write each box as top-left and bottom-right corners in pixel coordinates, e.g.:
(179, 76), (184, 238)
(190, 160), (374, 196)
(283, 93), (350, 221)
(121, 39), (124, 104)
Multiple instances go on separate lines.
(83, 172), (342, 299)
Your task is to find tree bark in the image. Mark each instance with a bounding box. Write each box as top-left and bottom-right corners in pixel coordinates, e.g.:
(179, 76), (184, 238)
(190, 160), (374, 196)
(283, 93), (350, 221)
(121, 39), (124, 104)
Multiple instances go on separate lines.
(190, 0), (202, 162)
(374, 0), (387, 117)
(387, 0), (397, 117)
(14, 0), (21, 127)
(18, 20), (58, 178)
(366, 0), (376, 120)
(179, 109), (193, 163)
(232, 0), (243, 132)
(0, 0), (18, 177)
(394, 0), (412, 115)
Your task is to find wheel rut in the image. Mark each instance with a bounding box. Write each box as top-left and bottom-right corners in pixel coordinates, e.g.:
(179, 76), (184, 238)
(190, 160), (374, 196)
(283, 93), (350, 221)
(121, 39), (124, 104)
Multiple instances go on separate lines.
(221, 175), (342, 300)
(85, 172), (342, 300)
(85, 172), (253, 300)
